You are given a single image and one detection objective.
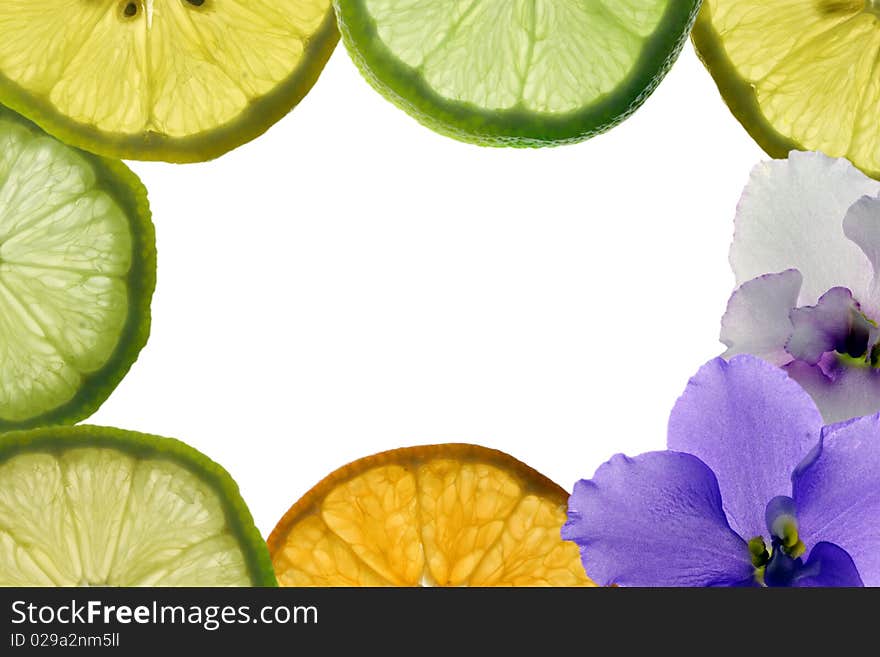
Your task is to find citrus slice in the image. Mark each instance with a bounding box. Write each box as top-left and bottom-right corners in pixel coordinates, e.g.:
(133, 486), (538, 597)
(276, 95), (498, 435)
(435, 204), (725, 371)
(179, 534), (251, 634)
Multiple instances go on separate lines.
(0, 1), (338, 162)
(334, 0), (701, 146)
(268, 444), (594, 586)
(0, 425), (276, 587)
(693, 1), (880, 178)
(0, 107), (155, 431)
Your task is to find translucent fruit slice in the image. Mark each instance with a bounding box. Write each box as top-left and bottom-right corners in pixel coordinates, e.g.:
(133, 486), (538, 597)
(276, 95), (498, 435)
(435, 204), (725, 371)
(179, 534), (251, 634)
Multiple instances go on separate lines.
(0, 426), (276, 587)
(268, 444), (594, 586)
(693, 1), (880, 178)
(0, 107), (155, 431)
(334, 0), (701, 146)
(0, 1), (339, 162)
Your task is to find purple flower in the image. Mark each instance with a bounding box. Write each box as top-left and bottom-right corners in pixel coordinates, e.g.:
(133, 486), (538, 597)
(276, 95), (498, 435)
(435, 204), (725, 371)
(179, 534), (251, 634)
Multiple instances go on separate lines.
(722, 151), (880, 423)
(562, 355), (880, 587)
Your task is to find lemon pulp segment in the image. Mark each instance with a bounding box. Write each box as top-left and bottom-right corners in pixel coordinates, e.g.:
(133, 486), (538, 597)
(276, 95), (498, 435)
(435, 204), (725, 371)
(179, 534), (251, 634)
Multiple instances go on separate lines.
(269, 446), (593, 586)
(0, 1), (337, 161)
(0, 110), (153, 429)
(335, 0), (700, 145)
(0, 427), (275, 587)
(694, 0), (880, 176)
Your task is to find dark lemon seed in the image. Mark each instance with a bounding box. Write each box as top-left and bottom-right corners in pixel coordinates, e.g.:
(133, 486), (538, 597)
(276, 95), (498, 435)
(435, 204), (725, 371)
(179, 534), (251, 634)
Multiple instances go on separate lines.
(123, 2), (138, 17)
(817, 1), (864, 15)
(185, 0), (206, 6)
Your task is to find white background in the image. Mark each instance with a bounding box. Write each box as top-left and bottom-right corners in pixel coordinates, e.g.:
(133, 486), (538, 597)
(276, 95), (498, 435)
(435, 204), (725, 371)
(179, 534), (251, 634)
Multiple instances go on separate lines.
(91, 41), (766, 536)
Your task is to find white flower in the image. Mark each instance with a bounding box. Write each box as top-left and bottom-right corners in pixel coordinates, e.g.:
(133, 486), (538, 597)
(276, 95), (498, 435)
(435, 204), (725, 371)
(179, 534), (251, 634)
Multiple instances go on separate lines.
(722, 151), (880, 423)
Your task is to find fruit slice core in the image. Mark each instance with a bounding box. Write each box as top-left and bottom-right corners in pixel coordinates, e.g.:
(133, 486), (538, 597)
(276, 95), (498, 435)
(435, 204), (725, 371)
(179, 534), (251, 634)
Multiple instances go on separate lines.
(0, 434), (266, 587)
(0, 116), (134, 424)
(269, 445), (592, 586)
(695, 0), (880, 175)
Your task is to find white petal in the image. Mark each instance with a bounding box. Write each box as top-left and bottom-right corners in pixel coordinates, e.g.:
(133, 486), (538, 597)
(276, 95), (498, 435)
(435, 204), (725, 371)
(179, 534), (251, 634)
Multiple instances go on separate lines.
(786, 359), (880, 425)
(731, 151), (880, 306)
(843, 195), (880, 315)
(720, 270), (802, 364)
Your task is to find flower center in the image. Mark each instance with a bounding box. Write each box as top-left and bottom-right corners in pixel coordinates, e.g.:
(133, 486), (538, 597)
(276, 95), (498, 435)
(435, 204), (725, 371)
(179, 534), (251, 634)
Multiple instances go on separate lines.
(750, 496), (808, 587)
(837, 308), (880, 366)
(826, 303), (876, 362)
(769, 517), (806, 560)
(786, 287), (880, 369)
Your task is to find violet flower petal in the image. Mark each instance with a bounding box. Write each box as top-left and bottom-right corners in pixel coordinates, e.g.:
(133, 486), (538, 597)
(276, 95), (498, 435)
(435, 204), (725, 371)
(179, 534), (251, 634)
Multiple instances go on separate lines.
(721, 270), (801, 364)
(730, 151), (879, 307)
(562, 451), (754, 587)
(785, 360), (880, 425)
(793, 413), (880, 586)
(792, 542), (864, 588)
(668, 356), (822, 540)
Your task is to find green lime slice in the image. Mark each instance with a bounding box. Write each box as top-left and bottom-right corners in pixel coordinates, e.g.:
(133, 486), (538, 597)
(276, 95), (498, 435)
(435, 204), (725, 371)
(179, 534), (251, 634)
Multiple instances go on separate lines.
(0, 1), (338, 162)
(334, 0), (701, 146)
(0, 107), (155, 431)
(0, 426), (276, 587)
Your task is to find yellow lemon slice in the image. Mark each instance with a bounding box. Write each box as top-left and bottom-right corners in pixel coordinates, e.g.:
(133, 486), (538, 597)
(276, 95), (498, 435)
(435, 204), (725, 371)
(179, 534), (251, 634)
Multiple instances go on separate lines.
(0, 1), (338, 162)
(693, 0), (880, 178)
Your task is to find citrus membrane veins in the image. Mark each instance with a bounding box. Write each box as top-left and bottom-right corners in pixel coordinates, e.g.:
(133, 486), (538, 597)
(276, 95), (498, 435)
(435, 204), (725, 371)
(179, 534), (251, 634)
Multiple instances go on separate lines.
(0, 426), (276, 587)
(693, 0), (880, 178)
(0, 1), (339, 162)
(0, 107), (155, 431)
(269, 445), (594, 586)
(335, 0), (701, 145)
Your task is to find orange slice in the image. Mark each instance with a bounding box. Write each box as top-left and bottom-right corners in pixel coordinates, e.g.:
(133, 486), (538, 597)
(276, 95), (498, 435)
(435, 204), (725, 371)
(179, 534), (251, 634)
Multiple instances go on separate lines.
(268, 444), (593, 587)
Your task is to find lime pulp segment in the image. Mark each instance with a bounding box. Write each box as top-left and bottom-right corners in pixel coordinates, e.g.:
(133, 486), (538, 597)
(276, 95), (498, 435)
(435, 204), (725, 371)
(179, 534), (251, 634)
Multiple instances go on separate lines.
(0, 108), (155, 430)
(0, 1), (339, 162)
(335, 0), (701, 145)
(0, 426), (276, 587)
(693, 0), (880, 178)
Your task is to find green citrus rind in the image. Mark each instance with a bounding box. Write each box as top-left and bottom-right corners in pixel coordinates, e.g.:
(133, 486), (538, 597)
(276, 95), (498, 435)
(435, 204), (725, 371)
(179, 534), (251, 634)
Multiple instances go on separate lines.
(334, 0), (702, 147)
(0, 106), (156, 432)
(0, 425), (278, 587)
(0, 11), (339, 163)
(690, 3), (833, 172)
